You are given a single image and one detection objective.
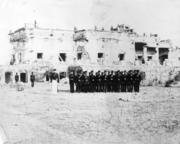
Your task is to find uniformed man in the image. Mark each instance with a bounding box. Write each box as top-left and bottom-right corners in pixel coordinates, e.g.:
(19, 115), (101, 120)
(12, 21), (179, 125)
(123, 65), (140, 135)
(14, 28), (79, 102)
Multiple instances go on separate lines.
(134, 70), (142, 92)
(84, 71), (89, 92)
(110, 71), (114, 92)
(30, 72), (35, 87)
(80, 71), (86, 92)
(74, 72), (78, 92)
(97, 71), (101, 92)
(121, 71), (126, 92)
(69, 71), (75, 93)
(15, 73), (19, 83)
(103, 71), (108, 92)
(100, 71), (105, 92)
(114, 71), (119, 92)
(89, 71), (95, 92)
(107, 71), (111, 92)
(126, 70), (132, 92)
(117, 71), (121, 92)
(78, 72), (83, 92)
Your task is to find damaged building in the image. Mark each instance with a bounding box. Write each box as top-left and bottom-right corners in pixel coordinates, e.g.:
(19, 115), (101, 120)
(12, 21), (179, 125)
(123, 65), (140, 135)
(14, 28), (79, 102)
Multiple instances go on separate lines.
(5, 22), (175, 84)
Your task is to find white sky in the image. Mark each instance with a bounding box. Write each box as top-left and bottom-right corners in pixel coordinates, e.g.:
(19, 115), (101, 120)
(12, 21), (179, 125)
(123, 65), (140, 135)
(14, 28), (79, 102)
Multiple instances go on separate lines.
(0, 0), (180, 65)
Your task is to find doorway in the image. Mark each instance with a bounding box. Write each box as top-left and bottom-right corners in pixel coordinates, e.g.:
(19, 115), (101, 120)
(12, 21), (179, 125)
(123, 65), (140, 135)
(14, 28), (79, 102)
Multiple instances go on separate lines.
(20, 72), (28, 83)
(5, 72), (12, 84)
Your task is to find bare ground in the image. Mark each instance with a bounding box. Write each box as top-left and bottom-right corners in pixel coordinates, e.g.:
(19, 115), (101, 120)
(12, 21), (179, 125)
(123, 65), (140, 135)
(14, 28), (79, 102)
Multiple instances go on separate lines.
(0, 83), (180, 144)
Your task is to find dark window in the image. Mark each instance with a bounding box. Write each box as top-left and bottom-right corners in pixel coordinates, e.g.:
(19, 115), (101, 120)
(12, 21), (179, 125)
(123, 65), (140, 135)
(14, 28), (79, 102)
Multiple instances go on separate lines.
(98, 53), (104, 58)
(77, 53), (82, 60)
(37, 53), (43, 59)
(148, 56), (152, 61)
(118, 54), (124, 61)
(59, 53), (66, 62)
(138, 56), (143, 60)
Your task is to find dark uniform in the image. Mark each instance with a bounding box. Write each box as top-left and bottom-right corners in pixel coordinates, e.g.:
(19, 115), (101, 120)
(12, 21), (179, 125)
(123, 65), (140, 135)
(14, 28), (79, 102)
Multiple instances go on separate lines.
(96, 71), (101, 92)
(80, 72), (86, 92)
(74, 73), (79, 92)
(103, 71), (108, 92)
(15, 73), (19, 83)
(69, 72), (75, 93)
(134, 71), (142, 92)
(89, 71), (95, 92)
(30, 72), (35, 87)
(121, 71), (127, 92)
(107, 71), (111, 92)
(117, 71), (121, 92)
(100, 72), (104, 92)
(127, 71), (133, 92)
(110, 71), (114, 92)
(84, 72), (89, 92)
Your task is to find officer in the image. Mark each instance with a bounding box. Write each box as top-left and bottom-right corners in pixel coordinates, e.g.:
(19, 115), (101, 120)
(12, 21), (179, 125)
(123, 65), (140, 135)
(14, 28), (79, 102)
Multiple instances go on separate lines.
(15, 73), (19, 83)
(30, 72), (35, 87)
(69, 71), (75, 93)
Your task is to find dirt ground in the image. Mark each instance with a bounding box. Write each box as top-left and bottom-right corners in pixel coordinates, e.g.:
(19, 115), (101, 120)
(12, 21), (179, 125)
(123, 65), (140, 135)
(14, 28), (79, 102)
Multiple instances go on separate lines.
(0, 83), (180, 144)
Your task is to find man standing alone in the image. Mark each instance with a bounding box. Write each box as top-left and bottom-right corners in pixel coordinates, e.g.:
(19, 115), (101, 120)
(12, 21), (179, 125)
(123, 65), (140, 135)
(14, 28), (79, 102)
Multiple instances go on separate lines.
(15, 73), (19, 83)
(30, 72), (35, 87)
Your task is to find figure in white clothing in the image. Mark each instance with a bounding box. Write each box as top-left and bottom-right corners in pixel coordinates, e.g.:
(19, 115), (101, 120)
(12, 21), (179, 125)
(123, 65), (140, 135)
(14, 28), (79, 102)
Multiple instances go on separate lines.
(51, 71), (59, 94)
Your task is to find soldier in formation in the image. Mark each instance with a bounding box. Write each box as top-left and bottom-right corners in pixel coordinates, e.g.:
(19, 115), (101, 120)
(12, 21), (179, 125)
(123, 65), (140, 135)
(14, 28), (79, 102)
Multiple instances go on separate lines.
(69, 70), (143, 93)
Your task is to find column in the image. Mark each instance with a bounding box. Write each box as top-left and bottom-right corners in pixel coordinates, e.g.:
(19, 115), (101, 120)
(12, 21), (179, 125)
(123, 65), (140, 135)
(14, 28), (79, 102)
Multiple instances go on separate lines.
(155, 47), (159, 64)
(143, 46), (147, 63)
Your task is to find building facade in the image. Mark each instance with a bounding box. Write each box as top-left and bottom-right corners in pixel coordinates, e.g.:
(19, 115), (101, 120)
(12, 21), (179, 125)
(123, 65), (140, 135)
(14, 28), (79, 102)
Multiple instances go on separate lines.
(6, 22), (176, 84)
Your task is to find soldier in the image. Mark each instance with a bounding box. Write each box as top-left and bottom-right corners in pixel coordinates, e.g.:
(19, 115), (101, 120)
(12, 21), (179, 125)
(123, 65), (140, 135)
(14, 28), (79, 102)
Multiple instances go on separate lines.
(74, 72), (79, 92)
(117, 71), (121, 92)
(69, 71), (75, 93)
(84, 71), (89, 92)
(121, 71), (126, 92)
(100, 71), (105, 92)
(107, 71), (111, 92)
(80, 71), (86, 92)
(110, 71), (114, 92)
(113, 71), (119, 92)
(49, 72), (53, 83)
(78, 72), (83, 92)
(126, 70), (132, 92)
(30, 72), (35, 87)
(129, 71), (134, 92)
(15, 73), (19, 83)
(89, 71), (95, 92)
(134, 70), (142, 92)
(97, 71), (101, 92)
(103, 71), (108, 92)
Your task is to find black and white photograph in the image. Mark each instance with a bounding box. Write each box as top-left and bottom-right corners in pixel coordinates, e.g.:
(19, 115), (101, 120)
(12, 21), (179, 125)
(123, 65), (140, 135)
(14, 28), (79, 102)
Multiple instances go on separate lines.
(0, 0), (180, 143)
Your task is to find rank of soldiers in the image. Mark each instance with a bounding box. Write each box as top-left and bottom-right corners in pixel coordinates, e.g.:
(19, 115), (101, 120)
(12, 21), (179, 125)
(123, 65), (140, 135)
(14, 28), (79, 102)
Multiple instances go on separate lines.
(69, 70), (143, 93)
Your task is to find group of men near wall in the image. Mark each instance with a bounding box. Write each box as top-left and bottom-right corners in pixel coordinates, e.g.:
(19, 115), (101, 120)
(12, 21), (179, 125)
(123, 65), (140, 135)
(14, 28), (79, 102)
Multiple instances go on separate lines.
(69, 70), (143, 93)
